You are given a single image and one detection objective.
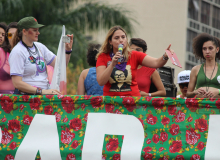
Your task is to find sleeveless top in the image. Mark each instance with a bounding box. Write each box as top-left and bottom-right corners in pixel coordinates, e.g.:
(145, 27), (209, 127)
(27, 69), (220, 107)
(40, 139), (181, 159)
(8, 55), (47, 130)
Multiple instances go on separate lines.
(196, 63), (220, 89)
(136, 66), (156, 93)
(84, 67), (103, 95)
(0, 48), (14, 94)
(0, 51), (11, 81)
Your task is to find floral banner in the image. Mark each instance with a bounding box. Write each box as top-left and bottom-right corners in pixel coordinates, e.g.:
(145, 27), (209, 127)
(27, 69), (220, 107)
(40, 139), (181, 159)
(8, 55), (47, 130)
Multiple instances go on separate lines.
(0, 94), (218, 160)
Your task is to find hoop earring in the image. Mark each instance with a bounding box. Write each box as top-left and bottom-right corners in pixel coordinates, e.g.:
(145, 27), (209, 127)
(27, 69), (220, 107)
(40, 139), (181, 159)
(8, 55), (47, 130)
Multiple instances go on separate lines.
(110, 45), (112, 49)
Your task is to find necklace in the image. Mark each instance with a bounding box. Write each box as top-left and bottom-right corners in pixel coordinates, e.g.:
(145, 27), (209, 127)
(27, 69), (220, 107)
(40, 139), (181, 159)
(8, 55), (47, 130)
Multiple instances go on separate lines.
(22, 41), (40, 65)
(204, 62), (216, 92)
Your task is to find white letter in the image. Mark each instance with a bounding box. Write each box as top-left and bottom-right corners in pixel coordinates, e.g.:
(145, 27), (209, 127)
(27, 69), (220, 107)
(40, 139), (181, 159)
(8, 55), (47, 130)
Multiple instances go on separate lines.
(15, 114), (61, 160)
(82, 113), (144, 160)
(0, 127), (2, 145)
(205, 115), (220, 160)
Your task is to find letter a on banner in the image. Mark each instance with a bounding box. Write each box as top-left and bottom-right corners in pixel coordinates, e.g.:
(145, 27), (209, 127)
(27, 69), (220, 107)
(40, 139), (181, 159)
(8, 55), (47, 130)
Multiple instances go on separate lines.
(15, 114), (61, 160)
(82, 113), (144, 160)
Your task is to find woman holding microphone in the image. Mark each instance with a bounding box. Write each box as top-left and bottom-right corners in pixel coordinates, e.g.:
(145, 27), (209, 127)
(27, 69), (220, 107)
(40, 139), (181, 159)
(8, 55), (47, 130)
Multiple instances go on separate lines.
(96, 26), (173, 96)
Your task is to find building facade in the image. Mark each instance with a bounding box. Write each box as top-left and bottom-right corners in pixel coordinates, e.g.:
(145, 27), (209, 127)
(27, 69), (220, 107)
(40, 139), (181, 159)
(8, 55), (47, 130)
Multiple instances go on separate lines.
(186, 0), (220, 69)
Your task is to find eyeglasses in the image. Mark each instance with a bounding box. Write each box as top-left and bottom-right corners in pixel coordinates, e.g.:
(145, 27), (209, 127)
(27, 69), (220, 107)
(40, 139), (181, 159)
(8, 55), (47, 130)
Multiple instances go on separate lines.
(6, 33), (13, 39)
(179, 83), (189, 89)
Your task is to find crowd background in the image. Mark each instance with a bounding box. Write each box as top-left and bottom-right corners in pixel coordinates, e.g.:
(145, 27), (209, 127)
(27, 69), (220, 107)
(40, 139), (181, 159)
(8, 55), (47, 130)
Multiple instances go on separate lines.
(1, 0), (211, 95)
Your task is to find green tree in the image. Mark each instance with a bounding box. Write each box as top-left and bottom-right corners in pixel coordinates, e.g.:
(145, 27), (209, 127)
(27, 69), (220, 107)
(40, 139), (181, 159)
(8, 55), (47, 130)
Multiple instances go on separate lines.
(0, 0), (135, 67)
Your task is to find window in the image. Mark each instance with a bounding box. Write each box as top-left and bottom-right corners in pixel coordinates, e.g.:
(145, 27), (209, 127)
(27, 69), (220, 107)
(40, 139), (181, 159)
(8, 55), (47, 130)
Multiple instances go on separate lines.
(188, 55), (191, 61)
(216, 0), (220, 5)
(214, 31), (220, 38)
(186, 30), (197, 52)
(185, 62), (195, 70)
(212, 6), (220, 29)
(188, 0), (199, 20)
(201, 1), (210, 25)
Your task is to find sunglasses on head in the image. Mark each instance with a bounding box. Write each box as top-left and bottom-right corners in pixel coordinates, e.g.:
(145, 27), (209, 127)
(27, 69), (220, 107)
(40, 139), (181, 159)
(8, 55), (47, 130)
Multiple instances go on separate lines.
(179, 83), (189, 88)
(6, 33), (13, 39)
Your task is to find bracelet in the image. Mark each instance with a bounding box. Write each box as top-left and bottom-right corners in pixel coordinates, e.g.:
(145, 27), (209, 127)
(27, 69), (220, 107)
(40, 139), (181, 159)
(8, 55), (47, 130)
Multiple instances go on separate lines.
(162, 53), (169, 60)
(65, 49), (72, 54)
(36, 87), (42, 95)
(148, 93), (151, 97)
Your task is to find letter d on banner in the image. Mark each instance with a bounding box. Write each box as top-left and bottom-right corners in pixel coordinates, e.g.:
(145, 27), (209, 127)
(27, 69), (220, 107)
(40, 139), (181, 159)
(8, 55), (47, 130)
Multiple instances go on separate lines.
(82, 113), (144, 160)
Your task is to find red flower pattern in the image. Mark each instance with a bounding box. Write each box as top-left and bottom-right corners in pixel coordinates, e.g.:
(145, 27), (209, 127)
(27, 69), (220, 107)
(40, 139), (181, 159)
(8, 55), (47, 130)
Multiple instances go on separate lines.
(185, 128), (201, 145)
(143, 146), (152, 153)
(5, 154), (14, 160)
(175, 155), (184, 160)
(29, 97), (41, 110)
(174, 110), (185, 122)
(146, 139), (151, 144)
(168, 105), (177, 115)
(169, 140), (182, 153)
(9, 142), (16, 150)
(216, 99), (220, 109)
(169, 124), (180, 135)
(71, 140), (78, 149)
(19, 104), (24, 110)
(81, 103), (86, 109)
(146, 96), (152, 102)
(159, 132), (168, 142)
(115, 109), (122, 114)
(69, 118), (82, 131)
(186, 98), (199, 112)
(138, 118), (144, 127)
(90, 96), (103, 109)
(106, 138), (119, 151)
(188, 116), (193, 122)
(194, 118), (208, 132)
(152, 134), (159, 144)
(22, 95), (29, 102)
(143, 153), (153, 160)
(197, 141), (205, 150)
(122, 97), (136, 112)
(55, 112), (61, 122)
(66, 153), (76, 160)
(44, 105), (53, 115)
(46, 95), (54, 99)
(159, 147), (164, 152)
(190, 154), (200, 160)
(1, 128), (14, 145)
(113, 154), (120, 160)
(8, 119), (21, 133)
(147, 114), (157, 125)
(61, 97), (75, 113)
(152, 98), (164, 110)
(23, 115), (33, 125)
(61, 128), (75, 144)
(84, 113), (88, 122)
(161, 117), (170, 125)
(1, 96), (13, 114)
(105, 103), (114, 113)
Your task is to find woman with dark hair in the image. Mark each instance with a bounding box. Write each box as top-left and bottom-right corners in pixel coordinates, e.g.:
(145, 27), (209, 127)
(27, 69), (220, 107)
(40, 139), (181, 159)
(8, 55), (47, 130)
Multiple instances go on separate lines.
(0, 22), (7, 47)
(77, 44), (103, 95)
(0, 22), (18, 94)
(96, 26), (173, 96)
(130, 38), (166, 97)
(9, 16), (73, 95)
(187, 33), (220, 98)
